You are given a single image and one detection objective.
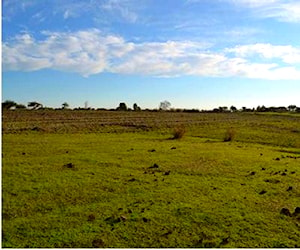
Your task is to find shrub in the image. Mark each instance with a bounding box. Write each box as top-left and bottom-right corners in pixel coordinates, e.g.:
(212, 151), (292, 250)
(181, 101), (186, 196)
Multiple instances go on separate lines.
(224, 127), (236, 142)
(172, 126), (186, 139)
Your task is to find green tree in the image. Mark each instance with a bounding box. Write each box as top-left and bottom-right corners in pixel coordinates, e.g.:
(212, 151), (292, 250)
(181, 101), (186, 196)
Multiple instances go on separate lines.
(288, 105), (297, 112)
(62, 102), (69, 109)
(2, 100), (17, 109)
(28, 101), (43, 110)
(230, 106), (237, 112)
(133, 103), (141, 111)
(219, 106), (228, 112)
(117, 102), (128, 111)
(15, 104), (26, 109)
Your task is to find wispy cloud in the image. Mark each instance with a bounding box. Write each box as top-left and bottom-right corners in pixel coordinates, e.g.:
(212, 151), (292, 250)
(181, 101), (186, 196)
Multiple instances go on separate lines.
(228, 0), (278, 7)
(227, 0), (300, 23)
(3, 29), (300, 80)
(3, 0), (141, 24)
(2, 0), (38, 21)
(101, 0), (138, 23)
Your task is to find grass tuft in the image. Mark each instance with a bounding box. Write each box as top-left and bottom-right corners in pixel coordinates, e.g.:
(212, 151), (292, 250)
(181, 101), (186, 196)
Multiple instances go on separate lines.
(224, 127), (236, 142)
(172, 126), (186, 139)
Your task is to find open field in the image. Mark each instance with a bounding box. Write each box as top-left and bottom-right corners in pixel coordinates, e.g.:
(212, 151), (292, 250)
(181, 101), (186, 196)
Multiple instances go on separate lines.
(2, 110), (300, 247)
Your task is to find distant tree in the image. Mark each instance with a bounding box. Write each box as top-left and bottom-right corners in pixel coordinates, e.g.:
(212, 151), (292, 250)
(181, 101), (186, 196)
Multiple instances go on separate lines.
(15, 104), (26, 109)
(133, 103), (141, 111)
(218, 106), (228, 112)
(242, 107), (254, 112)
(288, 105), (297, 112)
(117, 102), (128, 111)
(159, 100), (171, 111)
(230, 106), (237, 112)
(2, 100), (17, 109)
(223, 106), (228, 112)
(62, 102), (69, 109)
(28, 101), (43, 110)
(256, 105), (267, 112)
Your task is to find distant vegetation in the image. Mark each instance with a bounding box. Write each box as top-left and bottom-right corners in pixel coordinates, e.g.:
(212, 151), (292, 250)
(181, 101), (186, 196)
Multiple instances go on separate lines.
(2, 100), (300, 113)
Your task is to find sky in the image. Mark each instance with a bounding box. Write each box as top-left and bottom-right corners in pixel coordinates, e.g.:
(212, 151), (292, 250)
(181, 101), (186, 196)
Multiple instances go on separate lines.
(2, 0), (300, 109)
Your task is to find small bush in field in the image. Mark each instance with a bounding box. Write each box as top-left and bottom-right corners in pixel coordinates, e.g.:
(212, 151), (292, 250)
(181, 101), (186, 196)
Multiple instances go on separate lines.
(224, 127), (236, 142)
(172, 126), (186, 139)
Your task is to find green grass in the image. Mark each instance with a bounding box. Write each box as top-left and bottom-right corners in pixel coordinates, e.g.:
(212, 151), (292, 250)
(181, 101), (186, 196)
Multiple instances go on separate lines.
(2, 111), (300, 247)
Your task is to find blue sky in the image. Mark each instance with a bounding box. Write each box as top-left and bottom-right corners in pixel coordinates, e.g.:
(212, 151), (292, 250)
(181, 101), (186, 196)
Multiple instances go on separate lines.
(2, 0), (300, 109)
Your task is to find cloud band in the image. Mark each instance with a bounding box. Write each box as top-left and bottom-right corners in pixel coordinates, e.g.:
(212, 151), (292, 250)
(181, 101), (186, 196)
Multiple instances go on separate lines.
(3, 29), (300, 80)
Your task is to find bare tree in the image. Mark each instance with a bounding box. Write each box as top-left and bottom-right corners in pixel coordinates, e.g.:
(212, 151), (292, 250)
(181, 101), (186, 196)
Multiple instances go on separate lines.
(159, 100), (171, 111)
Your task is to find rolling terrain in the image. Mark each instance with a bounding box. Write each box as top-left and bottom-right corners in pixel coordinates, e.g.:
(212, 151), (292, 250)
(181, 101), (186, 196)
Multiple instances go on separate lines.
(2, 110), (300, 247)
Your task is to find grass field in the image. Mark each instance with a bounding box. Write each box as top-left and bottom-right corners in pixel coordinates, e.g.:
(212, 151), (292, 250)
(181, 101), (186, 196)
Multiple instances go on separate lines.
(2, 110), (300, 247)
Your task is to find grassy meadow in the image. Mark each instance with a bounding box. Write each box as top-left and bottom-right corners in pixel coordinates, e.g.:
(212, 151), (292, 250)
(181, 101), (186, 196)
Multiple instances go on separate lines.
(2, 110), (300, 248)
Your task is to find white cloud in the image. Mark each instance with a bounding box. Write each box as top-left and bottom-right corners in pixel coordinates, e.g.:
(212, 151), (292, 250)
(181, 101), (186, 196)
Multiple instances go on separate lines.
(271, 2), (300, 23)
(3, 29), (300, 80)
(226, 43), (300, 64)
(3, 29), (127, 77)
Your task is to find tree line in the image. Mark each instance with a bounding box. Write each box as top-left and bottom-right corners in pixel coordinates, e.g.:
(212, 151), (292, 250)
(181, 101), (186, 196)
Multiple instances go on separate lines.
(2, 100), (300, 113)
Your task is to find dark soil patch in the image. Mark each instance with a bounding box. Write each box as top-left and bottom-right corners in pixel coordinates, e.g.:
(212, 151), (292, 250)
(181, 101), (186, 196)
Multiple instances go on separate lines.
(293, 207), (300, 217)
(164, 171), (171, 175)
(88, 214), (96, 222)
(247, 171), (256, 176)
(63, 163), (75, 169)
(264, 179), (280, 184)
(149, 163), (159, 169)
(280, 208), (291, 216)
(259, 190), (267, 195)
(92, 239), (105, 248)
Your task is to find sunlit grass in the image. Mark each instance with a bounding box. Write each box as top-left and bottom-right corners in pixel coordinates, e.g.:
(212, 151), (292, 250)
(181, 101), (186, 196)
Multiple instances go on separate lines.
(2, 111), (300, 247)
